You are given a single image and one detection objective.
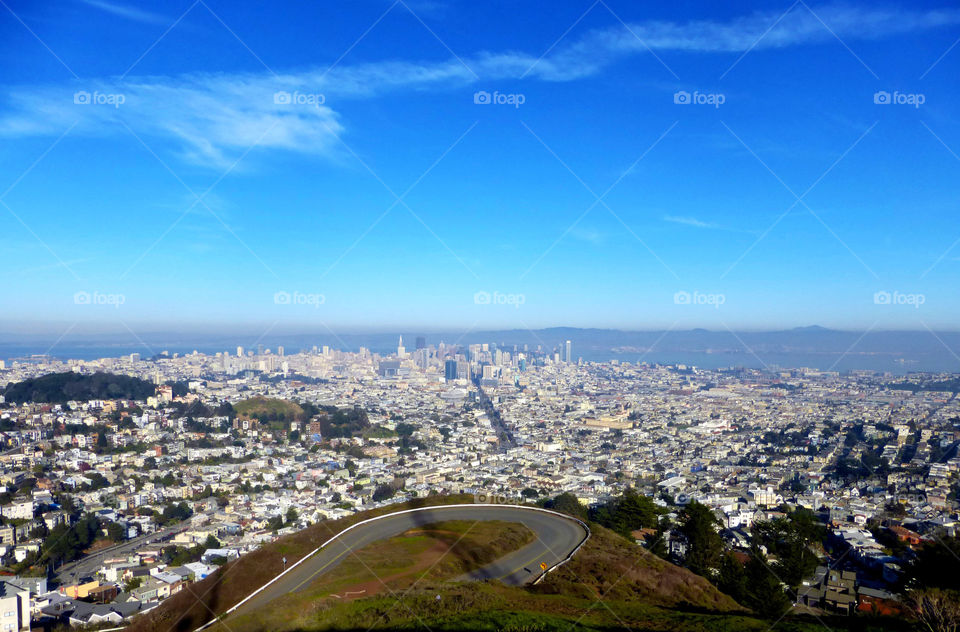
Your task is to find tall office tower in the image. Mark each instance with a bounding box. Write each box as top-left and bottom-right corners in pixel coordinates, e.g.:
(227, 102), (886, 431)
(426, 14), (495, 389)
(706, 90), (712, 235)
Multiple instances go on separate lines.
(415, 336), (426, 350)
(277, 346), (284, 357)
(468, 344), (481, 361)
(445, 359), (458, 381)
(565, 340), (572, 363)
(397, 336), (406, 358)
(257, 343), (264, 356)
(236, 346), (244, 358)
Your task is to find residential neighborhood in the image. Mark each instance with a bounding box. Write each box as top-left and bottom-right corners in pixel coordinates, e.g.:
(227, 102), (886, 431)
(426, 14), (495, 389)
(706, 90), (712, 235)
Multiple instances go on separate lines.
(0, 340), (957, 627)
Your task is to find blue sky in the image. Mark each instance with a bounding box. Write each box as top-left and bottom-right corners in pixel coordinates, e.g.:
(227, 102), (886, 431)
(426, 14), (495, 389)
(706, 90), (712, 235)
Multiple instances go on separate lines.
(1, 0), (958, 333)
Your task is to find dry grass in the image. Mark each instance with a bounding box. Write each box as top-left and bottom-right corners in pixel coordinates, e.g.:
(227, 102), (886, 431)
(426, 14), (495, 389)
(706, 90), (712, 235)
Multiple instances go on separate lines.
(126, 502), (748, 632)
(125, 494), (478, 632)
(210, 520), (534, 632)
(531, 525), (745, 613)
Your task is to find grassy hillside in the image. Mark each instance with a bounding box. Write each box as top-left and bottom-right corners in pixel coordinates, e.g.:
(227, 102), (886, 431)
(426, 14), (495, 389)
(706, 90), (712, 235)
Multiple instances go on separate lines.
(233, 396), (305, 421)
(125, 495), (482, 632)
(125, 497), (907, 632)
(531, 525), (741, 611)
(215, 520), (535, 632)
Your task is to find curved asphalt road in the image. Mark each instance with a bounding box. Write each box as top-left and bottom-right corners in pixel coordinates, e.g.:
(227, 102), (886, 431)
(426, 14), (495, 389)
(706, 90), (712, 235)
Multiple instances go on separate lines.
(232, 505), (587, 617)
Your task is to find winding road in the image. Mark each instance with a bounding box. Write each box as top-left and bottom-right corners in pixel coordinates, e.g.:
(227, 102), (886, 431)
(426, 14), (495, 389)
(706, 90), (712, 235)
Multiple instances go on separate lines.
(221, 504), (588, 623)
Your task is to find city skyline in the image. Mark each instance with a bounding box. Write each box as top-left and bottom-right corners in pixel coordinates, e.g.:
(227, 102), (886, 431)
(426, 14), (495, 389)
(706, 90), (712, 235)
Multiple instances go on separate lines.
(2, 1), (959, 332)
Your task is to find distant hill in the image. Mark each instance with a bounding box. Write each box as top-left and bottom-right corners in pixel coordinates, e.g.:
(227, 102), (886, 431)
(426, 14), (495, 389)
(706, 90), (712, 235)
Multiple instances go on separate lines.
(1, 371), (156, 403)
(233, 396), (305, 422)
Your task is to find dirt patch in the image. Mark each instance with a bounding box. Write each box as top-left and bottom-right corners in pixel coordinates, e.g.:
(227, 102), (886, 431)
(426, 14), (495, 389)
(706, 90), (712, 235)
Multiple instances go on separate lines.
(83, 539), (115, 554)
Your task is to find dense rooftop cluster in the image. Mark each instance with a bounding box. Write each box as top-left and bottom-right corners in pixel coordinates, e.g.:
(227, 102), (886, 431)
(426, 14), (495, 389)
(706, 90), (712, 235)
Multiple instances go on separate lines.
(0, 342), (956, 626)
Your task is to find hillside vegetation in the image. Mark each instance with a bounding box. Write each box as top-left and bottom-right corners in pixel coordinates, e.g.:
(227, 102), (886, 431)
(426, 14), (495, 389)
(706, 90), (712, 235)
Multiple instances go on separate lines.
(233, 396), (305, 422)
(126, 496), (906, 632)
(214, 520), (535, 632)
(125, 495), (479, 632)
(1, 371), (156, 403)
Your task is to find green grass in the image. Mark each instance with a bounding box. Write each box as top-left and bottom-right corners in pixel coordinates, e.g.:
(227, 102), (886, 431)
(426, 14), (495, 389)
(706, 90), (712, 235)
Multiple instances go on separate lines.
(213, 521), (535, 632)
(216, 581), (905, 632)
(234, 396), (305, 420)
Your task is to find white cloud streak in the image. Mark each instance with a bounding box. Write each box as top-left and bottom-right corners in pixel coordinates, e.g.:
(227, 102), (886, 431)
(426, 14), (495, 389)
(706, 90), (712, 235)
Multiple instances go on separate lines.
(1, 4), (956, 168)
(664, 215), (719, 229)
(79, 0), (168, 24)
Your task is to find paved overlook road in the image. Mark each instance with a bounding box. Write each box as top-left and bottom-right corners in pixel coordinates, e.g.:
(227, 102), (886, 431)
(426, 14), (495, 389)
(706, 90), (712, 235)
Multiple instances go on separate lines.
(228, 505), (589, 619)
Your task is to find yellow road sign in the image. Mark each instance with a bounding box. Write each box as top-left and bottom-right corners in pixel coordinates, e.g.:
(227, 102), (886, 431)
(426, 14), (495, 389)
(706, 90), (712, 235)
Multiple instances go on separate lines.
(540, 562), (547, 571)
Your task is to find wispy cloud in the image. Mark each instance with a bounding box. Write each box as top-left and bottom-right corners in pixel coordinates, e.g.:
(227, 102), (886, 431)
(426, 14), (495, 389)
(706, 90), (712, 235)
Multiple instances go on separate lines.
(1, 4), (956, 168)
(664, 215), (719, 229)
(624, 5), (959, 51)
(0, 73), (349, 169)
(663, 215), (756, 234)
(0, 58), (482, 169)
(79, 0), (167, 24)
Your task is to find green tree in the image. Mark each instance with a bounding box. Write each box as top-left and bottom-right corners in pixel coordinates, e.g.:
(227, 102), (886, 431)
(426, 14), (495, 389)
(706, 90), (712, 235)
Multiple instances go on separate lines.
(372, 484), (395, 502)
(106, 522), (126, 543)
(742, 545), (791, 618)
(752, 509), (824, 588)
(589, 488), (660, 536)
(715, 551), (747, 604)
(543, 492), (588, 520)
(677, 501), (723, 577)
(123, 577), (143, 593)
